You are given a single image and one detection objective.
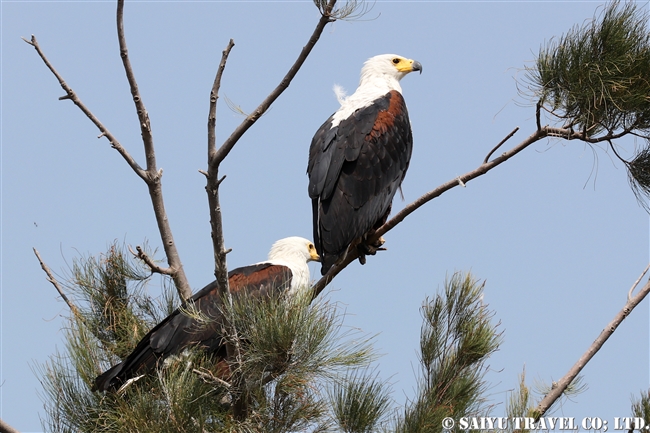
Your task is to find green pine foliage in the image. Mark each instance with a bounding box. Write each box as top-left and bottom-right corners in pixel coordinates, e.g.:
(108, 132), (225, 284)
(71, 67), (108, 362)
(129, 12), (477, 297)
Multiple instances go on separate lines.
(37, 244), (377, 433)
(631, 389), (650, 429)
(394, 273), (502, 433)
(529, 1), (650, 137)
(506, 368), (533, 424)
(527, 1), (650, 209)
(37, 244), (502, 433)
(327, 369), (392, 433)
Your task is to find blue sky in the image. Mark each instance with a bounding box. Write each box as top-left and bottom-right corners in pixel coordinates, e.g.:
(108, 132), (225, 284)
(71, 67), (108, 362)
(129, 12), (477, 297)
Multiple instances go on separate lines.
(2, 1), (649, 431)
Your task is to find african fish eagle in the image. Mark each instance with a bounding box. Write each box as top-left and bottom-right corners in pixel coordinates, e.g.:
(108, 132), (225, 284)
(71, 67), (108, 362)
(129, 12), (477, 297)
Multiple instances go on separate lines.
(307, 54), (422, 275)
(92, 237), (320, 393)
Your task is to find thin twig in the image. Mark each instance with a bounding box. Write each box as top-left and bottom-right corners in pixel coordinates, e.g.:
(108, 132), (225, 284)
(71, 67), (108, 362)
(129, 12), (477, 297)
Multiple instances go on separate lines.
(311, 125), (584, 300)
(193, 368), (231, 389)
(483, 127), (520, 163)
(33, 248), (79, 317)
(116, 0), (154, 172)
(209, 0), (337, 169)
(127, 245), (174, 276)
(21, 35), (146, 181)
(208, 39), (236, 162)
(628, 262), (650, 301)
(535, 272), (650, 418)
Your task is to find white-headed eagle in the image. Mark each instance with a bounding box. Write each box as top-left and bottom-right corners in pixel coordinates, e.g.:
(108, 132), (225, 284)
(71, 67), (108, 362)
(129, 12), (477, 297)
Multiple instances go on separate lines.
(307, 54), (422, 275)
(92, 237), (320, 392)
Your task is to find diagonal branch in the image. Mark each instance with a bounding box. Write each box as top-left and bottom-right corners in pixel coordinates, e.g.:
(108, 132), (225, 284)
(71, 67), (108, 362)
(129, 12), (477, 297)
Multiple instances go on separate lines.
(127, 245), (174, 276)
(22, 35), (146, 181)
(33, 248), (79, 317)
(0, 417), (21, 433)
(535, 266), (650, 418)
(206, 0), (337, 298)
(311, 124), (588, 300)
(24, 3), (193, 300)
(209, 0), (337, 170)
(208, 39), (235, 163)
(116, 0), (155, 173)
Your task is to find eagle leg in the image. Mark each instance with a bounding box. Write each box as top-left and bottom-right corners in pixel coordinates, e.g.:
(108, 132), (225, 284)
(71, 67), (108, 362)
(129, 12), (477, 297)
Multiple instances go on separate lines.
(356, 236), (386, 265)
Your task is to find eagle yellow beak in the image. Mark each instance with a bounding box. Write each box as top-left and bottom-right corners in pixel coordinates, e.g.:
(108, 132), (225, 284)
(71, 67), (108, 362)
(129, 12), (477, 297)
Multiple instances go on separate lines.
(398, 59), (422, 74)
(396, 58), (423, 74)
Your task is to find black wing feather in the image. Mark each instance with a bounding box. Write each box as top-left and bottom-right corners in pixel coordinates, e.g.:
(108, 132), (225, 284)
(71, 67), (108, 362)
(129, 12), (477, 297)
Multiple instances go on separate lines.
(92, 264), (292, 392)
(307, 90), (413, 274)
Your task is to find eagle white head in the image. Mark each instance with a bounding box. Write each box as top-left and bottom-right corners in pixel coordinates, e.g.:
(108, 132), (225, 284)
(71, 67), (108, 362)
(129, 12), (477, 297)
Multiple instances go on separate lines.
(332, 54), (422, 126)
(267, 237), (320, 293)
(359, 54), (423, 87)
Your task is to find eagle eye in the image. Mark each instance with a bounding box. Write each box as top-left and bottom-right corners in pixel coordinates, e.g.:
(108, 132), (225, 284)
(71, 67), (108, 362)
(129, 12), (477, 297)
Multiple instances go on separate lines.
(392, 58), (400, 64)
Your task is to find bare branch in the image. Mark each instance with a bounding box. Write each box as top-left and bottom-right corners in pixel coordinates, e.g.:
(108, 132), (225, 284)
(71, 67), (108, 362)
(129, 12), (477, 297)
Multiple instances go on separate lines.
(206, 40), (236, 296)
(209, 0), (337, 169)
(311, 125), (585, 299)
(628, 262), (650, 301)
(116, 0), (155, 172)
(205, 0), (337, 298)
(202, 3), (337, 418)
(24, 11), (193, 300)
(127, 245), (174, 276)
(483, 126), (520, 163)
(22, 35), (146, 181)
(115, 0), (192, 300)
(193, 368), (231, 389)
(535, 269), (650, 417)
(33, 248), (79, 317)
(208, 40), (236, 161)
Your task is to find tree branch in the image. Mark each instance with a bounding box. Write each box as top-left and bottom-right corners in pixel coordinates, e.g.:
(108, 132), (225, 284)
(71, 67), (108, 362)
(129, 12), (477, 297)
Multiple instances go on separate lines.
(535, 266), (650, 417)
(208, 40), (235, 162)
(127, 245), (174, 276)
(209, 0), (337, 170)
(311, 125), (586, 300)
(23, 2), (193, 300)
(206, 40), (235, 296)
(202, 2), (337, 419)
(204, 0), (337, 297)
(114, 0), (191, 299)
(33, 248), (79, 317)
(21, 35), (146, 181)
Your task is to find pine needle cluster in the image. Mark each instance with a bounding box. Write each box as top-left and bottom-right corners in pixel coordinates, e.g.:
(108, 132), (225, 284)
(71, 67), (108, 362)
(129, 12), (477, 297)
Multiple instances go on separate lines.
(36, 244), (381, 433)
(526, 1), (650, 208)
(529, 1), (650, 137)
(37, 241), (504, 433)
(394, 273), (502, 433)
(631, 389), (650, 428)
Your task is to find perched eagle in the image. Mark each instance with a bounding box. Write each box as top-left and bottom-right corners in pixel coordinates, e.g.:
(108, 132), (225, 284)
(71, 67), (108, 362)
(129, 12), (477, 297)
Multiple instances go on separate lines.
(307, 54), (422, 275)
(92, 237), (320, 392)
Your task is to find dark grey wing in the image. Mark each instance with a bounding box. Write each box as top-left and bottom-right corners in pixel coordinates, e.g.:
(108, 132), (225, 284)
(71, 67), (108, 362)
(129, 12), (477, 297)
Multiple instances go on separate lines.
(307, 91), (413, 274)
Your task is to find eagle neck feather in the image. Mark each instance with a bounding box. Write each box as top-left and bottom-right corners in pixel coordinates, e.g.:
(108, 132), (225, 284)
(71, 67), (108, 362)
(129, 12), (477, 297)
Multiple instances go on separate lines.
(331, 74), (402, 128)
(264, 239), (311, 294)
